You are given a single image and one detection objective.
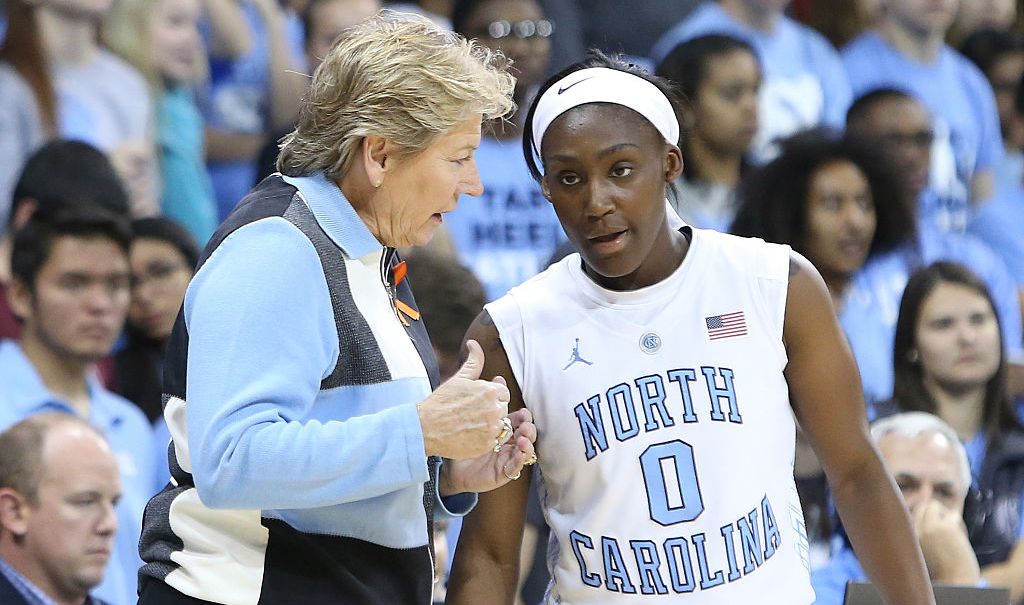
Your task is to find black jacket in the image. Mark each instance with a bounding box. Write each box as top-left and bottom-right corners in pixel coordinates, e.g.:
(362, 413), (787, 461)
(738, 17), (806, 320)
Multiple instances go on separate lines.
(967, 426), (1024, 566)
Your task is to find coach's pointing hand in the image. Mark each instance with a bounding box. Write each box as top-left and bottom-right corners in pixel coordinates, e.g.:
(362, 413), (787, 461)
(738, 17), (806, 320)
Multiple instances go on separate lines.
(418, 340), (511, 460)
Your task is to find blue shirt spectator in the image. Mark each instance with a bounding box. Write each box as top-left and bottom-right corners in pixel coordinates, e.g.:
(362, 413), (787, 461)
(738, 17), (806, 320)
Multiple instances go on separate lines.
(841, 223), (1023, 408)
(0, 340), (155, 605)
(443, 137), (565, 300)
(649, 2), (852, 161)
(842, 31), (1003, 233)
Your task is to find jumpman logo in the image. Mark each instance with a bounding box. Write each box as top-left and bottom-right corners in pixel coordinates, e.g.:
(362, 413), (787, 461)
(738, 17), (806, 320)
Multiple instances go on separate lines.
(563, 338), (593, 370)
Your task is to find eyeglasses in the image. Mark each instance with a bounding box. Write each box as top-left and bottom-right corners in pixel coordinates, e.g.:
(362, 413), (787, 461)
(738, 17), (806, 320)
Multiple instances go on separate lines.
(131, 262), (189, 291)
(478, 19), (554, 40)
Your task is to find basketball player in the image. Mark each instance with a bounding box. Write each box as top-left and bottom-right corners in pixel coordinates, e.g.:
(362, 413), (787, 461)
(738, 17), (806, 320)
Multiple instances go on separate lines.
(445, 53), (936, 605)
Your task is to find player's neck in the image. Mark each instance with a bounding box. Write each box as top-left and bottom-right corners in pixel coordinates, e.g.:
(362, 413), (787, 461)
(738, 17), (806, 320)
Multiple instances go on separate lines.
(878, 18), (944, 63)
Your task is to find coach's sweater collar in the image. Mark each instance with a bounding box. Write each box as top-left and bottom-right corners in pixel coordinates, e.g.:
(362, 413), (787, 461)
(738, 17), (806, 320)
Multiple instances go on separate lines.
(281, 172), (383, 258)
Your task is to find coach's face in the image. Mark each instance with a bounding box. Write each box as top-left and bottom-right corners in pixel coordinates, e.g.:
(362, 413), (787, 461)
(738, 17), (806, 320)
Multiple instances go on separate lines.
(360, 117), (484, 248)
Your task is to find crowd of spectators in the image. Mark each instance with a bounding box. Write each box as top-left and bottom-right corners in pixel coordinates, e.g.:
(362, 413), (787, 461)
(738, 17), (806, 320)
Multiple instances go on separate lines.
(2, 0), (1024, 604)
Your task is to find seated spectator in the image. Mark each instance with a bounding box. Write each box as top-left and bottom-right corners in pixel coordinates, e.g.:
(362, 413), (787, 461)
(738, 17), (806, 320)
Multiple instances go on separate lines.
(649, 0), (852, 162)
(841, 0), (1002, 232)
(116, 217), (199, 424)
(0, 141), (131, 342)
(0, 414), (123, 605)
(811, 411), (982, 605)
(880, 261), (1024, 601)
(844, 89), (1023, 404)
(0, 0), (158, 226)
(656, 34), (760, 232)
(446, 0), (565, 300)
(731, 131), (913, 311)
(104, 0), (219, 245)
(0, 208), (155, 605)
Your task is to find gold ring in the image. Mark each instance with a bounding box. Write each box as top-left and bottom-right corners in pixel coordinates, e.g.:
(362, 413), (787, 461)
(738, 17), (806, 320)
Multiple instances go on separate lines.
(503, 462), (521, 481)
(525, 454), (538, 466)
(493, 417), (513, 453)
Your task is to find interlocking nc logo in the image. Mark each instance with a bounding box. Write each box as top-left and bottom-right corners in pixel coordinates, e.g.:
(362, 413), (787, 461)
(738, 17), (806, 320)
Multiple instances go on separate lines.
(563, 338), (593, 370)
(639, 332), (661, 354)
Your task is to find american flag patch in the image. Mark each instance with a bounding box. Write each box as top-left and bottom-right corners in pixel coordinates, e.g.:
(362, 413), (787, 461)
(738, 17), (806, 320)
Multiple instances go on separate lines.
(706, 311), (747, 340)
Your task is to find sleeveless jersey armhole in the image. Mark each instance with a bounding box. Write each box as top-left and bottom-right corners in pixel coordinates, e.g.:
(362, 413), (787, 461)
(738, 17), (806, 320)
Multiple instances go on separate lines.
(483, 294), (529, 400)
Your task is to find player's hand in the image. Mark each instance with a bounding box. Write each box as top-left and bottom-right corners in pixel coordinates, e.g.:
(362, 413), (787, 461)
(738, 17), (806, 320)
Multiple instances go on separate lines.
(913, 499), (981, 585)
(418, 340), (511, 460)
(439, 406), (537, 495)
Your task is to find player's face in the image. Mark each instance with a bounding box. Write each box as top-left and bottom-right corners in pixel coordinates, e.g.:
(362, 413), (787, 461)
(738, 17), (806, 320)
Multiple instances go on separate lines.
(914, 282), (1001, 393)
(540, 103), (683, 290)
(691, 49), (760, 157)
(878, 431), (966, 516)
(802, 160), (876, 283)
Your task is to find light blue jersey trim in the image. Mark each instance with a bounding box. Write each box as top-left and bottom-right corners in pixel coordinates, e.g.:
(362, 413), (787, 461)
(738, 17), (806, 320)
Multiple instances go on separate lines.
(281, 172), (382, 258)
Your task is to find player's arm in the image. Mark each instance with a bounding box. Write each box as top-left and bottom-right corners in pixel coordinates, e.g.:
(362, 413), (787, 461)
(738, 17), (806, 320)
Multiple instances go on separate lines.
(445, 310), (533, 605)
(783, 252), (936, 605)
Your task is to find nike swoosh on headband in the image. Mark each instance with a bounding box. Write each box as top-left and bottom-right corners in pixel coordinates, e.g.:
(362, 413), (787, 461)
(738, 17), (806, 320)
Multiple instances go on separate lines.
(557, 76), (594, 95)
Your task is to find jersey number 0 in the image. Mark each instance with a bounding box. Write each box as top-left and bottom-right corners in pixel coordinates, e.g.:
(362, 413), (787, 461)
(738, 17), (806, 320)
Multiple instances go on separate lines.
(639, 440), (705, 525)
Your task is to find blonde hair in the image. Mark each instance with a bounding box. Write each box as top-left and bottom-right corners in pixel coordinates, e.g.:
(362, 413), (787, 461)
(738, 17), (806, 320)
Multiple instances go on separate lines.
(278, 10), (515, 179)
(103, 0), (206, 90)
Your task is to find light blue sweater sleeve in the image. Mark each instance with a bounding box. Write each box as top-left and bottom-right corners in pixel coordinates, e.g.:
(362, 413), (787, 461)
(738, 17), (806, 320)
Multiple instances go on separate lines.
(183, 217), (430, 510)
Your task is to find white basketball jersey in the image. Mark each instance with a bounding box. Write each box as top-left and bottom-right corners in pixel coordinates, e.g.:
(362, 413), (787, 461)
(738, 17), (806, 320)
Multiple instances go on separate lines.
(487, 227), (814, 604)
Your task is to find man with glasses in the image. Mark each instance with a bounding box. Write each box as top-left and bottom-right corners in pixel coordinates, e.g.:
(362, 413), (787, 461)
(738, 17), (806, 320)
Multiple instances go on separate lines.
(0, 208), (155, 605)
(841, 0), (1003, 234)
(840, 88), (1023, 408)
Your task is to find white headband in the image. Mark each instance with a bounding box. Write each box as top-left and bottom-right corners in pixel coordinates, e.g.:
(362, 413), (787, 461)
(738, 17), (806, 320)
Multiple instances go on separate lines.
(531, 67), (680, 157)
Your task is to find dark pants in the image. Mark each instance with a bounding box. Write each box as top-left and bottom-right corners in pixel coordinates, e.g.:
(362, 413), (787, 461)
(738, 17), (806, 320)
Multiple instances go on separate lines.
(138, 580), (219, 605)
